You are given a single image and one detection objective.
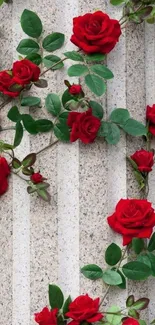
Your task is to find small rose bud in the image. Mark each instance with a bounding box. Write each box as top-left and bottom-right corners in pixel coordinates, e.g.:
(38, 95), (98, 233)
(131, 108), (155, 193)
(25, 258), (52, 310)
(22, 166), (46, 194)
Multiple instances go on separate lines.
(69, 84), (82, 95)
(31, 172), (43, 184)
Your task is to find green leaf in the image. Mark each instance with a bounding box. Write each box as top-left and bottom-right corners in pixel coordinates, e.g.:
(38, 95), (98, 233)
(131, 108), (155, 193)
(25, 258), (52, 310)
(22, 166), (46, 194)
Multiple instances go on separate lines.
(126, 295), (134, 307)
(132, 238), (144, 255)
(127, 157), (138, 170)
(116, 270), (126, 289)
(137, 254), (152, 269)
(91, 64), (114, 79)
(34, 79), (48, 88)
(89, 100), (104, 119)
(134, 170), (145, 189)
(14, 121), (23, 147)
(85, 74), (106, 96)
(139, 321), (147, 325)
(35, 119), (53, 132)
(21, 9), (42, 38)
(43, 55), (64, 70)
(132, 298), (150, 310)
(102, 270), (122, 285)
(122, 261), (151, 280)
(147, 252), (155, 276)
(81, 264), (103, 280)
(128, 309), (139, 319)
(22, 114), (38, 134)
(12, 158), (21, 169)
(63, 296), (72, 318)
(7, 106), (21, 122)
(16, 39), (39, 55)
(105, 243), (122, 266)
(25, 53), (42, 66)
(54, 122), (70, 141)
(64, 51), (84, 62)
(68, 64), (88, 77)
(62, 89), (76, 108)
(110, 108), (130, 125)
(42, 33), (65, 52)
(49, 284), (64, 309)
(85, 53), (106, 61)
(21, 96), (41, 107)
(2, 142), (14, 150)
(37, 189), (51, 202)
(27, 186), (36, 194)
(59, 112), (69, 123)
(110, 0), (125, 5)
(106, 306), (122, 325)
(148, 232), (155, 252)
(22, 153), (36, 167)
(98, 121), (120, 145)
(45, 93), (61, 116)
(122, 118), (147, 136)
(22, 167), (33, 176)
(36, 182), (50, 189)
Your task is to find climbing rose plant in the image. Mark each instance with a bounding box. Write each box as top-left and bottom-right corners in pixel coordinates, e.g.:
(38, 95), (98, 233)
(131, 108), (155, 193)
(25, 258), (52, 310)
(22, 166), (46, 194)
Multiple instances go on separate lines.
(0, 7), (155, 325)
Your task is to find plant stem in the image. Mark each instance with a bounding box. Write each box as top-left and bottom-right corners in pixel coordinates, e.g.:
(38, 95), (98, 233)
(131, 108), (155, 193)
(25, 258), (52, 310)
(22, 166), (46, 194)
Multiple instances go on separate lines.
(12, 170), (27, 181)
(36, 139), (59, 155)
(0, 126), (15, 131)
(41, 57), (68, 76)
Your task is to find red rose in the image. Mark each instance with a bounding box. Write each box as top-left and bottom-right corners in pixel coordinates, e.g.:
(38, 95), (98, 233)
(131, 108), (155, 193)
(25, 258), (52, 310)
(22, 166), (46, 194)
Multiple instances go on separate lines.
(67, 108), (101, 144)
(122, 318), (139, 325)
(107, 199), (155, 245)
(69, 84), (82, 95)
(0, 156), (10, 195)
(130, 149), (154, 172)
(34, 307), (58, 325)
(0, 71), (21, 97)
(66, 294), (103, 325)
(71, 11), (121, 54)
(12, 59), (40, 86)
(146, 104), (155, 135)
(31, 172), (43, 184)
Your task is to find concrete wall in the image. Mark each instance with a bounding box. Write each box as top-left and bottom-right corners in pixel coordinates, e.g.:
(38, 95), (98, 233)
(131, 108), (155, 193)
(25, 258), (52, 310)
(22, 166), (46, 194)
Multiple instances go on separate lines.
(0, 0), (155, 324)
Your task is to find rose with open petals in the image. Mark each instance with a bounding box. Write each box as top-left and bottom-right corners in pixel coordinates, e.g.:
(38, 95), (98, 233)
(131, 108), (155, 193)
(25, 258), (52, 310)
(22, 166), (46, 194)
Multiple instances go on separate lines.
(122, 318), (139, 325)
(0, 156), (10, 195)
(34, 307), (58, 325)
(107, 199), (155, 245)
(0, 71), (21, 97)
(66, 294), (103, 325)
(12, 59), (40, 86)
(67, 108), (101, 144)
(71, 11), (121, 54)
(130, 149), (154, 173)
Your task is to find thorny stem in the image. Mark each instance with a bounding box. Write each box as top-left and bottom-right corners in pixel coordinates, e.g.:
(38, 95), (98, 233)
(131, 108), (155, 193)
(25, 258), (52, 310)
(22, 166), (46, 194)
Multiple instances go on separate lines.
(36, 139), (59, 155)
(99, 246), (128, 306)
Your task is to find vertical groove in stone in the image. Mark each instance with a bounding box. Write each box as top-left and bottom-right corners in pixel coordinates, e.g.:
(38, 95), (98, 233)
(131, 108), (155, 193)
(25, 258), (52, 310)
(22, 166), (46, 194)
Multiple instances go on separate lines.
(57, 0), (80, 298)
(12, 2), (30, 325)
(106, 5), (127, 307)
(145, 23), (155, 323)
(0, 3), (13, 324)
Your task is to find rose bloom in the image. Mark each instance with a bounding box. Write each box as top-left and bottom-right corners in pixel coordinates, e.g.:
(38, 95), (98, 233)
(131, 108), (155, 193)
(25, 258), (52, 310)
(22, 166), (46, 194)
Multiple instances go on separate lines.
(107, 199), (155, 246)
(69, 84), (82, 95)
(12, 59), (40, 86)
(0, 70), (21, 97)
(0, 156), (10, 195)
(34, 307), (58, 325)
(130, 149), (154, 173)
(71, 11), (121, 54)
(146, 104), (155, 135)
(67, 108), (101, 144)
(31, 172), (43, 184)
(65, 294), (103, 325)
(122, 318), (139, 325)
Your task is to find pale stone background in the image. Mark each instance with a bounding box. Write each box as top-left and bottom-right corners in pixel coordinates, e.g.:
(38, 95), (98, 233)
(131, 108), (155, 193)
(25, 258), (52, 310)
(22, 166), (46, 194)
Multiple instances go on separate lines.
(0, 0), (155, 324)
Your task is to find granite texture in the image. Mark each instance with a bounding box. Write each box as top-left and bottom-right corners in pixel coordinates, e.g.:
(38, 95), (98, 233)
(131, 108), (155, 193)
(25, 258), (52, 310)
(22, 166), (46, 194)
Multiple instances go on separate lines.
(0, 1), (155, 324)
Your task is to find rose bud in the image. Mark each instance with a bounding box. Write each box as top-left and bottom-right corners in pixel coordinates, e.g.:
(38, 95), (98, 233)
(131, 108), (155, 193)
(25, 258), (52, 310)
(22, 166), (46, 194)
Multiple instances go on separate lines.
(69, 84), (82, 95)
(130, 149), (154, 173)
(31, 172), (43, 184)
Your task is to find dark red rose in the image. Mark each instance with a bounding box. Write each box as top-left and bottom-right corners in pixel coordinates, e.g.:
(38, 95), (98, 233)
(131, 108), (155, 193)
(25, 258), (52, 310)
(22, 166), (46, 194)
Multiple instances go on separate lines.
(146, 104), (155, 135)
(69, 84), (82, 95)
(0, 156), (10, 195)
(122, 318), (139, 325)
(31, 172), (43, 184)
(107, 199), (155, 246)
(12, 59), (40, 86)
(66, 294), (103, 325)
(34, 307), (58, 325)
(0, 71), (21, 97)
(130, 149), (154, 172)
(71, 11), (121, 54)
(67, 108), (101, 144)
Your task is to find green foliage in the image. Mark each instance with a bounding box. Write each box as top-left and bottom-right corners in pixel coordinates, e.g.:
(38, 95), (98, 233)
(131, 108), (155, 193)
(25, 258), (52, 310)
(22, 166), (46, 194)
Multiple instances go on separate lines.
(16, 39), (39, 55)
(81, 264), (103, 280)
(42, 33), (65, 52)
(122, 261), (151, 280)
(106, 306), (122, 325)
(122, 118), (147, 136)
(126, 295), (134, 307)
(105, 243), (122, 266)
(43, 55), (64, 70)
(35, 119), (53, 132)
(34, 79), (48, 88)
(45, 93), (61, 116)
(54, 122), (70, 141)
(7, 106), (21, 122)
(12, 158), (21, 169)
(148, 232), (155, 252)
(22, 153), (36, 167)
(89, 100), (104, 119)
(21, 9), (43, 38)
(132, 298), (150, 310)
(85, 74), (106, 96)
(64, 51), (84, 62)
(98, 121), (120, 145)
(21, 96), (41, 107)
(85, 53), (106, 61)
(49, 284), (64, 309)
(14, 121), (23, 147)
(63, 296), (72, 318)
(109, 108), (130, 125)
(68, 64), (88, 77)
(90, 64), (114, 79)
(22, 114), (38, 134)
(110, 0), (125, 5)
(132, 238), (145, 254)
(102, 269), (122, 285)
(25, 53), (42, 66)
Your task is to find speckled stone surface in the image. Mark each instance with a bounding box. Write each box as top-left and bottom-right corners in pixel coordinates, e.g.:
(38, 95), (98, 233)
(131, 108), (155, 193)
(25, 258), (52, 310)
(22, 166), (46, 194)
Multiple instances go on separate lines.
(0, 1), (155, 324)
